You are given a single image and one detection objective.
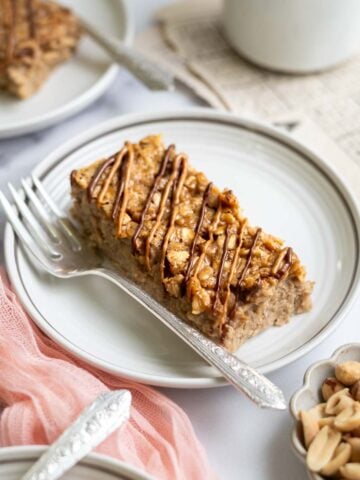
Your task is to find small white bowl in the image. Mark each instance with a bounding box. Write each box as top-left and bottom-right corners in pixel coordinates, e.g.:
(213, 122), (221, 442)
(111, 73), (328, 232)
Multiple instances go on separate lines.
(290, 343), (360, 480)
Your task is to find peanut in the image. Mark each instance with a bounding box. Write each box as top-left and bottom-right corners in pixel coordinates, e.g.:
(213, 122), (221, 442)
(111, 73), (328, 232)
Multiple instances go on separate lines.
(180, 227), (194, 242)
(322, 377), (346, 401)
(319, 416), (335, 428)
(320, 442), (351, 476)
(306, 426), (342, 472)
(198, 266), (214, 288)
(336, 362), (360, 386)
(346, 438), (360, 462)
(300, 405), (325, 448)
(326, 389), (352, 415)
(351, 381), (360, 402)
(334, 403), (360, 432)
(223, 212), (235, 224)
(340, 463), (360, 479)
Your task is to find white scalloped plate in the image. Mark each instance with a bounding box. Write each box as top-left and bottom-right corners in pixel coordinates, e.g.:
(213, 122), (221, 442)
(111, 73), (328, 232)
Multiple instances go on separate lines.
(290, 343), (360, 480)
(4, 110), (360, 387)
(0, 0), (133, 138)
(0, 446), (153, 480)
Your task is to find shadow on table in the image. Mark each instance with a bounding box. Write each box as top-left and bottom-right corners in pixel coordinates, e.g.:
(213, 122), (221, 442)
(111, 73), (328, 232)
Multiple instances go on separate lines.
(263, 413), (306, 480)
(161, 385), (308, 480)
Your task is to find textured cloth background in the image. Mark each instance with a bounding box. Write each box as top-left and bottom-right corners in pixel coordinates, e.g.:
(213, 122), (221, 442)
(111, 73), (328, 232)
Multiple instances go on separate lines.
(0, 268), (216, 480)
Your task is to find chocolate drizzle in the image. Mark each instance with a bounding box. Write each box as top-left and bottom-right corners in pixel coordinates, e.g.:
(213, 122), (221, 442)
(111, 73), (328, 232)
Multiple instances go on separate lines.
(97, 148), (126, 206)
(273, 247), (293, 279)
(88, 156), (115, 201)
(230, 228), (262, 318)
(85, 140), (295, 326)
(132, 145), (174, 255)
(5, 0), (17, 64)
(160, 154), (188, 281)
(26, 0), (35, 38)
(187, 203), (223, 299)
(87, 144), (134, 237)
(183, 182), (212, 289)
(114, 143), (134, 237)
(213, 225), (231, 313)
(219, 221), (246, 328)
(144, 151), (182, 270)
(237, 228), (262, 288)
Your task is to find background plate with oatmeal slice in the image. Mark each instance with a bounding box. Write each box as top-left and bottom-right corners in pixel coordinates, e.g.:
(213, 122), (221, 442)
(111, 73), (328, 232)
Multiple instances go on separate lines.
(4, 110), (360, 387)
(0, 0), (133, 138)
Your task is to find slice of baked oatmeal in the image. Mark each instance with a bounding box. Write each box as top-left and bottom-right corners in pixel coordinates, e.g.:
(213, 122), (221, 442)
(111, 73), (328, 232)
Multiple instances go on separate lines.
(70, 135), (313, 352)
(0, 0), (81, 99)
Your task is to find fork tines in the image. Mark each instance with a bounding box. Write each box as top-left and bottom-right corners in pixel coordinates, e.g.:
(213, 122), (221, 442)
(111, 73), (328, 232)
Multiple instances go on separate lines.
(0, 176), (82, 271)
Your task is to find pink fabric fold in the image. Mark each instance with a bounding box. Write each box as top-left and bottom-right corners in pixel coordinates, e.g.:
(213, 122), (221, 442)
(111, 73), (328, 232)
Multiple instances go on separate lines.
(0, 268), (216, 480)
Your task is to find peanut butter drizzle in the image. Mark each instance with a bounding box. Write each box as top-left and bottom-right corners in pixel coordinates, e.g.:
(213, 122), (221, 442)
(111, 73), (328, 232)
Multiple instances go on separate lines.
(237, 228), (262, 288)
(97, 147), (127, 205)
(183, 182), (213, 289)
(219, 221), (246, 328)
(111, 156), (128, 220)
(271, 246), (287, 274)
(144, 153), (183, 271)
(88, 155), (115, 201)
(187, 204), (222, 298)
(213, 225), (232, 314)
(5, 0), (17, 64)
(87, 143), (134, 236)
(26, 0), (35, 38)
(132, 145), (175, 255)
(115, 143), (135, 237)
(230, 227), (262, 318)
(160, 154), (188, 282)
(274, 247), (293, 279)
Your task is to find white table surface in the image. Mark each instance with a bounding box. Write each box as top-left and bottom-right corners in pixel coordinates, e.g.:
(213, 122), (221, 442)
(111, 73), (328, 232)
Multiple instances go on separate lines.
(1, 1), (359, 479)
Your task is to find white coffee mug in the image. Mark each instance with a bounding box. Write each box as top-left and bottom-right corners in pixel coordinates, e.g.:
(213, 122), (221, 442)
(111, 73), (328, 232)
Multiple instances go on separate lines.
(223, 0), (360, 73)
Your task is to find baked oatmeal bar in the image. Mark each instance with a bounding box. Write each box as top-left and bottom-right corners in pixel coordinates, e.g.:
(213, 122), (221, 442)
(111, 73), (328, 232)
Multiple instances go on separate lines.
(70, 135), (313, 352)
(0, 0), (81, 99)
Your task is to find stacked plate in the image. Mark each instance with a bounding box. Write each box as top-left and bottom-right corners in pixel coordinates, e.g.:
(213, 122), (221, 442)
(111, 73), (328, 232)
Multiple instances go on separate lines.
(0, 447), (153, 480)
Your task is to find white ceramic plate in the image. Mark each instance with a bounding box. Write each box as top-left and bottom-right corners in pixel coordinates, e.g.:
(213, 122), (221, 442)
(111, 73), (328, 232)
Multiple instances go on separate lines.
(0, 446), (154, 480)
(0, 0), (132, 138)
(4, 110), (360, 387)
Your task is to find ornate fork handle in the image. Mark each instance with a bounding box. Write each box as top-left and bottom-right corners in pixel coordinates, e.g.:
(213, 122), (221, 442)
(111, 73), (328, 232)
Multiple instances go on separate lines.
(96, 268), (286, 410)
(21, 390), (132, 480)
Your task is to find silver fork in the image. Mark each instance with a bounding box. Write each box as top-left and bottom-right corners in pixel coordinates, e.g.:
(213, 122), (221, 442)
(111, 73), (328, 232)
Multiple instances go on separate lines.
(21, 390), (131, 480)
(0, 177), (286, 410)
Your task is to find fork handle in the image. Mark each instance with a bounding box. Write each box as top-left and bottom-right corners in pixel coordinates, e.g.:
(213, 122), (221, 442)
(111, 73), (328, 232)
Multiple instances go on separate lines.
(20, 390), (131, 480)
(80, 18), (174, 91)
(95, 268), (286, 410)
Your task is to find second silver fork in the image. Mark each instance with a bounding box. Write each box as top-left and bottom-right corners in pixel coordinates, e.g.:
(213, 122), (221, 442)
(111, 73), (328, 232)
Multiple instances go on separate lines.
(0, 177), (287, 410)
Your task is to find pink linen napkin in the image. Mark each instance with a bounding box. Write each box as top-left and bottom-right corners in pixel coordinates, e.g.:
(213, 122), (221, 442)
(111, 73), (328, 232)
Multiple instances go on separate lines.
(0, 268), (216, 480)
